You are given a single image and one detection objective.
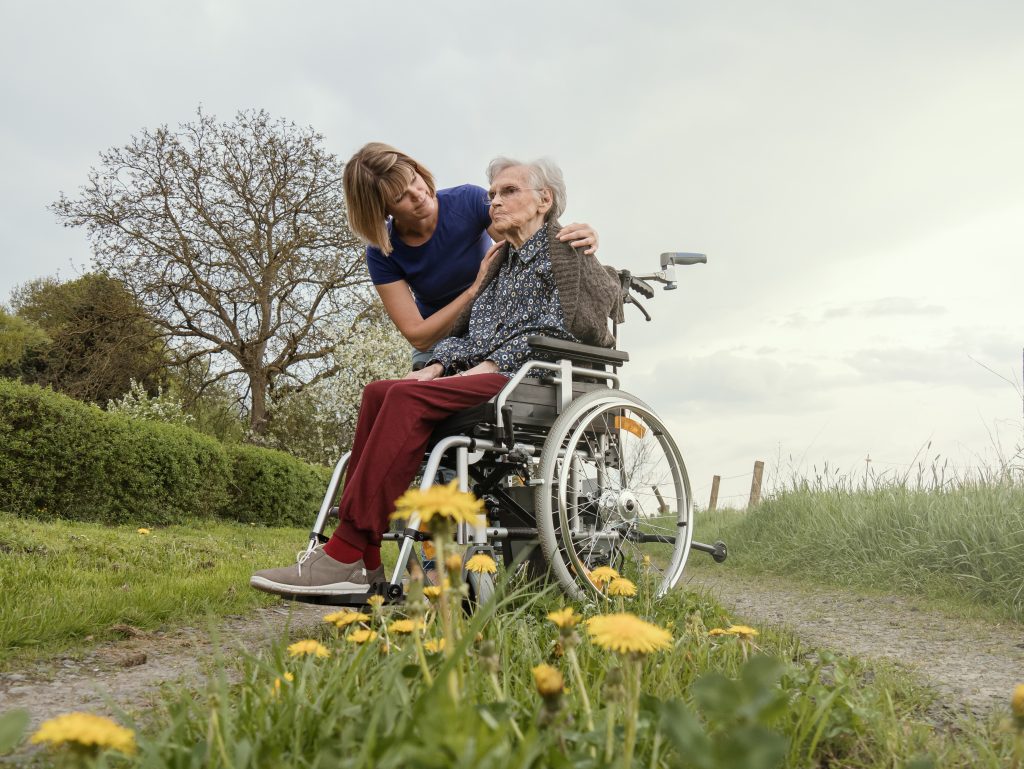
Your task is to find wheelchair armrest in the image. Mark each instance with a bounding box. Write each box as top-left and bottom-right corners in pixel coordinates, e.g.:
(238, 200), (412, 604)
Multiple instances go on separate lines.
(527, 335), (629, 367)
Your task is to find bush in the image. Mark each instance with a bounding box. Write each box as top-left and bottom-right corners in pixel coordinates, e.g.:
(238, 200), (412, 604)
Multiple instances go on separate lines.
(0, 379), (329, 526)
(225, 444), (332, 526)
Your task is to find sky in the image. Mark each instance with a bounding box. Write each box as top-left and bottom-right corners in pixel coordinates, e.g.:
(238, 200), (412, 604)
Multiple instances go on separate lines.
(2, 0), (1022, 508)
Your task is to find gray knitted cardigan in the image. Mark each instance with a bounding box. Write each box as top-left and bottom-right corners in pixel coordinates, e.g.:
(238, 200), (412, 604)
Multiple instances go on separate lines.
(448, 220), (624, 347)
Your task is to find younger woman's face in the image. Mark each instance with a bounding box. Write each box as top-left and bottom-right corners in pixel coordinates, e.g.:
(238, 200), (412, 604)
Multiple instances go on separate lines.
(386, 172), (435, 221)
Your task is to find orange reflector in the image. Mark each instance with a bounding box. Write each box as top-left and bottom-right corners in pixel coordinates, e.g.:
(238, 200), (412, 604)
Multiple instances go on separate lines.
(614, 415), (646, 438)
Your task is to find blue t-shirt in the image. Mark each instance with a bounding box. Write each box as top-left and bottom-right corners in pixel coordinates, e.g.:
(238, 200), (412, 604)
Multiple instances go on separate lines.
(366, 184), (492, 318)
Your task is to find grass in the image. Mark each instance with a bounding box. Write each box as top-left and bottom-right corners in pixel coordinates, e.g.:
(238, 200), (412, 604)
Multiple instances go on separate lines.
(4, 490), (1024, 767)
(7, 566), (1023, 768)
(689, 475), (1024, 624)
(0, 512), (308, 667)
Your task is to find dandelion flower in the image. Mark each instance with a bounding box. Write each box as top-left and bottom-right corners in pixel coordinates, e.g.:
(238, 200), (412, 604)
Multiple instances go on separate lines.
(586, 613), (672, 655)
(607, 578), (637, 597)
(388, 619), (420, 634)
(324, 611), (370, 629)
(707, 628), (730, 637)
(642, 554), (651, 567)
(347, 628), (379, 644)
(287, 639), (330, 658)
(445, 553), (464, 574)
(547, 607), (580, 628)
(1012, 683), (1024, 717)
(726, 625), (759, 640)
(272, 672), (294, 697)
(136, 528), (151, 535)
(423, 638), (446, 654)
(532, 664), (565, 697)
(423, 586), (443, 601)
(588, 566), (620, 588)
(30, 712), (136, 755)
(391, 480), (485, 526)
(367, 595), (385, 608)
(465, 554), (497, 574)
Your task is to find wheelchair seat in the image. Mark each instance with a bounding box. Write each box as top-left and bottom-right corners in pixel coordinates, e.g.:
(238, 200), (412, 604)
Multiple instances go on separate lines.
(428, 336), (630, 447)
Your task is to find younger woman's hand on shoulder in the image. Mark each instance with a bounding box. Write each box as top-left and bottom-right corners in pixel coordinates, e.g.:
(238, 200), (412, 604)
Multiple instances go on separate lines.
(557, 223), (599, 255)
(471, 240), (505, 295)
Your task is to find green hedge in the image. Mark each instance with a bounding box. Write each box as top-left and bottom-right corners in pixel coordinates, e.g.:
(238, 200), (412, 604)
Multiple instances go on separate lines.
(0, 378), (330, 526)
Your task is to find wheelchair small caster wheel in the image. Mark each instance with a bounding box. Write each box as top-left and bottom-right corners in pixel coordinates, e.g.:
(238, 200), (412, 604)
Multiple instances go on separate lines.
(386, 583), (403, 601)
(712, 540), (728, 563)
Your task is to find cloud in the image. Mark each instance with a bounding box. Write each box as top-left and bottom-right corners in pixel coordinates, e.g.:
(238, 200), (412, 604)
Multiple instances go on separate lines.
(823, 297), (946, 319)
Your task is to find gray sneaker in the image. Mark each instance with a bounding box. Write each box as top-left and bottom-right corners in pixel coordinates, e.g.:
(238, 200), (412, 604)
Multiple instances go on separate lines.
(366, 565), (386, 585)
(250, 547), (369, 597)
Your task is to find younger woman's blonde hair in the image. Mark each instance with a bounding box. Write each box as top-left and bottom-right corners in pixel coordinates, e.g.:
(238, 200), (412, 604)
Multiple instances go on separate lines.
(343, 142), (437, 255)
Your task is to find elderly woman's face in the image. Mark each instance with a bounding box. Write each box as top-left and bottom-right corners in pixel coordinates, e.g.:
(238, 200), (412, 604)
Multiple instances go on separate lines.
(488, 166), (552, 239)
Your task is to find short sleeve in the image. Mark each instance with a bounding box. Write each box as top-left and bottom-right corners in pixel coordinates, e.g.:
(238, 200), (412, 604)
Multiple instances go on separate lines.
(365, 244), (404, 285)
(461, 185), (492, 232)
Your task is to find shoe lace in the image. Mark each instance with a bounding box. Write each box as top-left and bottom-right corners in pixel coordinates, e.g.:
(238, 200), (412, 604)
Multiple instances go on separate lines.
(295, 545), (320, 576)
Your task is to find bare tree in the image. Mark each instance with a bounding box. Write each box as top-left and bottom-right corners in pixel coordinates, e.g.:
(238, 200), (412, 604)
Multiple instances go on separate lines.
(52, 108), (371, 433)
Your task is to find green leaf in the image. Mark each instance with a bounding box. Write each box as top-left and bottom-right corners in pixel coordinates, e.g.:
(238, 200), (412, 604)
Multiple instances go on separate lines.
(658, 699), (714, 769)
(0, 709), (29, 754)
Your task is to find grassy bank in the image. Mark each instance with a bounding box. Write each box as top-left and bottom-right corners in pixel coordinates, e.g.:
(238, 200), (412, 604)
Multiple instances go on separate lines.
(0, 513), (308, 666)
(690, 479), (1024, 623)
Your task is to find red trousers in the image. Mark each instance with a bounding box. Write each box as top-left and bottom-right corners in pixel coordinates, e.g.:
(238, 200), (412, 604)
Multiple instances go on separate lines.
(324, 374), (508, 552)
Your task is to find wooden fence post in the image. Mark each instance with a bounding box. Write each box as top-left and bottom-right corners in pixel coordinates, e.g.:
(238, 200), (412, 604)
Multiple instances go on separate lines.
(708, 475), (720, 511)
(748, 460), (764, 508)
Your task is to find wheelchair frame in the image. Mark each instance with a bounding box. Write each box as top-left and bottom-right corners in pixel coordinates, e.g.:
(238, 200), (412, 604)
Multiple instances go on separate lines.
(299, 254), (727, 606)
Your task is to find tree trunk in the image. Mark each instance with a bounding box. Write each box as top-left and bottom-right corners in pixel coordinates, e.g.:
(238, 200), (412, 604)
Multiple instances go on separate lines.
(249, 370), (269, 435)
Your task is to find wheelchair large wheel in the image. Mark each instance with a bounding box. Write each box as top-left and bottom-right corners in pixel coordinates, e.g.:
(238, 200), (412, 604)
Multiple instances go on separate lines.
(534, 389), (694, 601)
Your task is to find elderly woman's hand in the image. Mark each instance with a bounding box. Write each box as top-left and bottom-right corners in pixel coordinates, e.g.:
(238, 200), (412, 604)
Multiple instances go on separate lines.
(404, 363), (444, 381)
(470, 239), (505, 297)
(453, 360), (500, 378)
(557, 222), (599, 255)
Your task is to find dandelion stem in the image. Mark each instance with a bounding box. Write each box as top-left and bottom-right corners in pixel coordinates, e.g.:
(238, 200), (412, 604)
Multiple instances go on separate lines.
(605, 703), (616, 764)
(566, 646), (595, 733)
(413, 632), (433, 686)
(622, 657), (642, 769)
(489, 672), (525, 741)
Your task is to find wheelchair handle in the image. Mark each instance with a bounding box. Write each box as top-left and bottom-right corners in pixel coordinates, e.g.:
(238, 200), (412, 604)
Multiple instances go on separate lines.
(660, 252), (707, 268)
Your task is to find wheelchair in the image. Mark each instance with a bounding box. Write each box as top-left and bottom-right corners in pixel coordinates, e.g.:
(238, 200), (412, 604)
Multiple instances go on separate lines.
(300, 252), (727, 606)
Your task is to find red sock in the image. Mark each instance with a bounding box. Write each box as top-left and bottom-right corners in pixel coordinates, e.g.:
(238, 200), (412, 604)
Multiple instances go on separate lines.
(323, 535), (363, 564)
(363, 545), (382, 570)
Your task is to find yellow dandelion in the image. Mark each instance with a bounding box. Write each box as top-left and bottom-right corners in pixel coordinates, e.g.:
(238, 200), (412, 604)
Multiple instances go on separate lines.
(388, 619), (420, 634)
(367, 595), (385, 609)
(588, 566), (620, 588)
(423, 586), (443, 601)
(532, 664), (565, 697)
(465, 554), (497, 574)
(423, 638), (446, 654)
(547, 607), (580, 628)
(390, 480), (485, 526)
(30, 712), (136, 755)
(347, 628), (379, 644)
(445, 552), (464, 574)
(1012, 683), (1024, 717)
(707, 628), (730, 637)
(726, 625), (759, 640)
(272, 671), (295, 697)
(136, 528), (150, 535)
(586, 613), (672, 655)
(324, 611), (370, 629)
(607, 578), (637, 597)
(642, 554), (651, 567)
(287, 639), (330, 658)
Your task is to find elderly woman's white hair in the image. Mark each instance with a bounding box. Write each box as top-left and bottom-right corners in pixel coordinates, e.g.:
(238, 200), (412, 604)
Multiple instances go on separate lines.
(486, 157), (567, 222)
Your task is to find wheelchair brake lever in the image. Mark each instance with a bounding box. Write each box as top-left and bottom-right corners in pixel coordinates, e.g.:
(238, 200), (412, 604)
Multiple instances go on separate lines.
(625, 294), (652, 322)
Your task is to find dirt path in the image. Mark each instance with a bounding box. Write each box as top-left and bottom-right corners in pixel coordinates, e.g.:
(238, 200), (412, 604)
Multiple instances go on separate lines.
(685, 569), (1024, 717)
(0, 602), (326, 733)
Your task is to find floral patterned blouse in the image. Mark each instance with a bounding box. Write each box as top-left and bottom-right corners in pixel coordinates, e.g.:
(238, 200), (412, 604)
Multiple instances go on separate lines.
(429, 225), (577, 376)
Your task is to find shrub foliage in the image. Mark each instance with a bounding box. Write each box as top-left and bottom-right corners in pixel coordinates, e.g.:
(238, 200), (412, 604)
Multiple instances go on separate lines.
(0, 379), (329, 525)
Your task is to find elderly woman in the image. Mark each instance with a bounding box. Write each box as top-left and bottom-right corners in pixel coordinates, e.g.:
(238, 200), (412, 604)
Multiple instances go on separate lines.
(342, 143), (599, 367)
(251, 158), (620, 597)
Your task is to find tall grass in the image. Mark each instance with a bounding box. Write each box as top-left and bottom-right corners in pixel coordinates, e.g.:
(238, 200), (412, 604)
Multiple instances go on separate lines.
(693, 466), (1024, 622)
